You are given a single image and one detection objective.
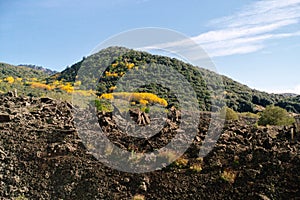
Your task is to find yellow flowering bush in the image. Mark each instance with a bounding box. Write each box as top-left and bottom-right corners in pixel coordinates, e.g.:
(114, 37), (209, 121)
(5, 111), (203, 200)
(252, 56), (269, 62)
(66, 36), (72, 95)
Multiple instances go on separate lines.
(99, 92), (168, 107)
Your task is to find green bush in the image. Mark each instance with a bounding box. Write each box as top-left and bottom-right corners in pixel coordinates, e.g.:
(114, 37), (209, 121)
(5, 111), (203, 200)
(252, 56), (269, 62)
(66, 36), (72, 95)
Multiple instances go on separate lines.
(220, 107), (239, 121)
(258, 105), (295, 126)
(94, 99), (112, 112)
(239, 112), (260, 119)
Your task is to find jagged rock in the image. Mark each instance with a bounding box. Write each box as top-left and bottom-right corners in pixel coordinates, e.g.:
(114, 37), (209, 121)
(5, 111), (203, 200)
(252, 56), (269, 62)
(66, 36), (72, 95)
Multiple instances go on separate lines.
(139, 181), (147, 192)
(0, 114), (12, 123)
(40, 97), (55, 104)
(257, 194), (271, 200)
(0, 92), (299, 199)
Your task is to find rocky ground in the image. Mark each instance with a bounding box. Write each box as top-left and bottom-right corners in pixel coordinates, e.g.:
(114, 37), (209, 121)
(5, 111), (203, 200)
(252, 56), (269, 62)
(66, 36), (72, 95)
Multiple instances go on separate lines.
(0, 92), (299, 199)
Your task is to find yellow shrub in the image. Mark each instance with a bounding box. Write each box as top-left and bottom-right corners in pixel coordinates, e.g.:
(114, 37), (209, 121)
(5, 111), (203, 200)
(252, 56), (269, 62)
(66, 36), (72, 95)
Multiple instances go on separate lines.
(109, 86), (117, 91)
(133, 194), (145, 200)
(174, 157), (189, 168)
(126, 62), (135, 69)
(221, 169), (236, 183)
(74, 81), (82, 86)
(30, 82), (53, 90)
(139, 99), (148, 106)
(111, 62), (118, 67)
(99, 92), (168, 107)
(74, 89), (95, 96)
(60, 83), (74, 93)
(189, 164), (202, 172)
(105, 71), (118, 77)
(99, 93), (114, 100)
(52, 80), (61, 86)
(4, 76), (14, 84)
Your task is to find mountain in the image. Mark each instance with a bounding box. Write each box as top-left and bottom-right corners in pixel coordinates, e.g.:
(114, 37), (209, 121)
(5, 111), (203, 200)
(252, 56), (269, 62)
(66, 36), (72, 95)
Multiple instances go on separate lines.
(0, 62), (50, 79)
(52, 46), (300, 113)
(18, 64), (57, 75)
(0, 62), (62, 97)
(279, 93), (298, 98)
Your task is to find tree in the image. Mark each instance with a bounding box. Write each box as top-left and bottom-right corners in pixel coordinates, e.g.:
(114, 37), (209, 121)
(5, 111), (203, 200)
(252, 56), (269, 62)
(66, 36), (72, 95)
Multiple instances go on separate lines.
(258, 105), (295, 126)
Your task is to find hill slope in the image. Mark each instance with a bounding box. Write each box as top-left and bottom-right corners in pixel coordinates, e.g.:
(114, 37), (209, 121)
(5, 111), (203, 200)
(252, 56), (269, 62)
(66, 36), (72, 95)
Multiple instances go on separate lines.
(0, 62), (50, 79)
(18, 64), (57, 75)
(0, 62), (70, 97)
(52, 46), (300, 113)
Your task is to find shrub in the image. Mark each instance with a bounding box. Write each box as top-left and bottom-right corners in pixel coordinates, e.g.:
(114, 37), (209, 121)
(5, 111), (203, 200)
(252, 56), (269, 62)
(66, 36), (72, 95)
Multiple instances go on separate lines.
(258, 105), (295, 126)
(158, 150), (178, 163)
(220, 169), (236, 183)
(15, 194), (28, 200)
(30, 82), (53, 90)
(174, 157), (189, 169)
(4, 76), (14, 84)
(189, 164), (202, 172)
(220, 107), (239, 121)
(141, 106), (150, 113)
(133, 194), (145, 200)
(94, 99), (111, 112)
(239, 112), (259, 119)
(99, 92), (168, 107)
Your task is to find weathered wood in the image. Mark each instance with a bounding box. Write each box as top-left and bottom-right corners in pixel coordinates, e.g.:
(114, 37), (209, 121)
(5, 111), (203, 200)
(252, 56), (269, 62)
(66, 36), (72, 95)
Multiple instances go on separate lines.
(130, 109), (150, 125)
(143, 113), (151, 124)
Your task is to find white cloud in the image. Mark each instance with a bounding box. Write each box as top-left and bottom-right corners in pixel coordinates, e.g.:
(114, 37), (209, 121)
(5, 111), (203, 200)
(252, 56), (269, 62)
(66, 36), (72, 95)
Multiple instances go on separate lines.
(139, 0), (300, 65)
(192, 0), (300, 57)
(200, 31), (300, 57)
(194, 19), (298, 43)
(210, 0), (300, 27)
(146, 0), (300, 58)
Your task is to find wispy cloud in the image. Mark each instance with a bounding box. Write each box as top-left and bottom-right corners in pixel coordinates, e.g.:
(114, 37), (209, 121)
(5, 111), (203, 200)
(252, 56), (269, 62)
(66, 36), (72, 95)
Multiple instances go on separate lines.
(144, 0), (300, 59)
(194, 0), (300, 57)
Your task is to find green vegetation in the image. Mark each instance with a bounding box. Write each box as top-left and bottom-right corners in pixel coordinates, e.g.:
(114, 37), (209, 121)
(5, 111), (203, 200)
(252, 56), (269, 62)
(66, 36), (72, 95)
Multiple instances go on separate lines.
(239, 112), (260, 119)
(18, 64), (57, 75)
(0, 62), (96, 103)
(189, 164), (202, 172)
(258, 105), (295, 126)
(1, 47), (300, 116)
(220, 107), (239, 121)
(220, 169), (236, 184)
(0, 62), (48, 79)
(173, 157), (189, 169)
(53, 46), (300, 113)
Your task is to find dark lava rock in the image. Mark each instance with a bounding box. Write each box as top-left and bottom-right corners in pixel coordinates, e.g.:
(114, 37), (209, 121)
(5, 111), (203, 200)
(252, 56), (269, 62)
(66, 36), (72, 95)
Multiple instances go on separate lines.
(0, 114), (12, 123)
(0, 92), (299, 199)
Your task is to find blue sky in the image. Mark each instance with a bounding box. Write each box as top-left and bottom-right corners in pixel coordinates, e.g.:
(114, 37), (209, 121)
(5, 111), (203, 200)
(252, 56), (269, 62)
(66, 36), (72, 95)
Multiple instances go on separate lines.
(1, 0), (300, 94)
